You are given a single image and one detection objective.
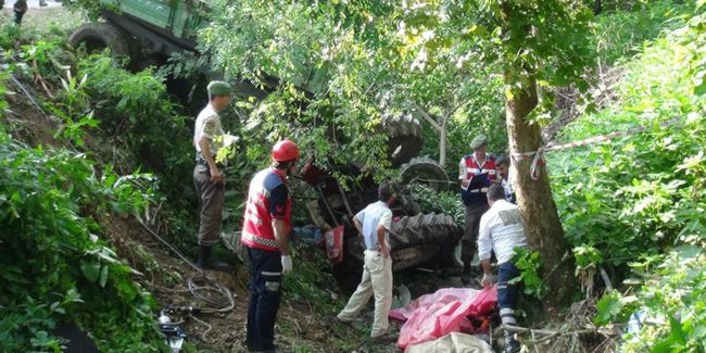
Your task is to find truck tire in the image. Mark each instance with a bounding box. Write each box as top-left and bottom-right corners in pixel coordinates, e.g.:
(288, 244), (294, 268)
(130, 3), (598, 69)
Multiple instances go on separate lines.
(384, 116), (423, 167)
(400, 157), (450, 192)
(68, 22), (133, 64)
(336, 213), (461, 292)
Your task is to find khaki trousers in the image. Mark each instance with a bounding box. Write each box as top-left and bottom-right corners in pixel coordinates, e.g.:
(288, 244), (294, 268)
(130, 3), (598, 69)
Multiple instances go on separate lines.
(337, 250), (393, 337)
(193, 164), (225, 246)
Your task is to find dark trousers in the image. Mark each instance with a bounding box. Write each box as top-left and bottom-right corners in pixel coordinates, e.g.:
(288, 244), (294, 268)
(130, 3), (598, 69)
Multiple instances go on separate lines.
(497, 262), (520, 309)
(247, 247), (283, 352)
(462, 202), (490, 268)
(193, 164), (224, 246)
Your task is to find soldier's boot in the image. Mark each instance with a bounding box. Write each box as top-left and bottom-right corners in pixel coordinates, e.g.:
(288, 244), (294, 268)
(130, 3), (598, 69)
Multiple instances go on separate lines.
(14, 11), (25, 26)
(195, 245), (230, 271)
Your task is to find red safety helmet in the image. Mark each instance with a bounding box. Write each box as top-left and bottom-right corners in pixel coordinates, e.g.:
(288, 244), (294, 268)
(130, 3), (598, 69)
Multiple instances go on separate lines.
(272, 139), (300, 162)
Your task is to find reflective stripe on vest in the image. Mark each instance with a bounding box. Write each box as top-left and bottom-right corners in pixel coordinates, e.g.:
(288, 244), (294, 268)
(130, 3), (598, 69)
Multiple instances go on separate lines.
(463, 155), (498, 183)
(242, 230), (279, 250)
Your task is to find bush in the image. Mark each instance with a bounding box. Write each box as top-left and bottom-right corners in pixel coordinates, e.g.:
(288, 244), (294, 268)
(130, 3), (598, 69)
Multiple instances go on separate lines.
(552, 1), (706, 270)
(552, 1), (706, 349)
(0, 127), (167, 352)
(591, 0), (690, 65)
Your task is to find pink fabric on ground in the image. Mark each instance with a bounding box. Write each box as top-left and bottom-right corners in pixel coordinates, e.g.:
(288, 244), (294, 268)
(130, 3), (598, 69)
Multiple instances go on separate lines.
(389, 286), (498, 350)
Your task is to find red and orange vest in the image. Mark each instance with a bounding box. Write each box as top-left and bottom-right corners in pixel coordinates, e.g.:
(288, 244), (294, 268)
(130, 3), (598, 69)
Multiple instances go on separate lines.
(460, 154), (497, 205)
(241, 168), (292, 252)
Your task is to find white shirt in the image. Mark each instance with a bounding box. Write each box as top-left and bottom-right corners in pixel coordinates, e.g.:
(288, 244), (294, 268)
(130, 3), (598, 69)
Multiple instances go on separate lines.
(355, 201), (392, 251)
(477, 199), (528, 264)
(193, 104), (224, 154)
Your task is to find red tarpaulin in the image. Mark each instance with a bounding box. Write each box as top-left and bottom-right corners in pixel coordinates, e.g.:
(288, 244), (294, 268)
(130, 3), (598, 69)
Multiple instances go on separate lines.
(389, 286), (498, 351)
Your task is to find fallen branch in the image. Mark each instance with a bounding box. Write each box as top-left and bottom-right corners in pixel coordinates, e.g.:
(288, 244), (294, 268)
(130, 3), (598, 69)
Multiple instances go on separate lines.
(32, 60), (55, 100)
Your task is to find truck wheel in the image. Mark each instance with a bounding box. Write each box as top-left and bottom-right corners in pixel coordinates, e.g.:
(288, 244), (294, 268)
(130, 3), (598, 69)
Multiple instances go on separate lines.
(68, 22), (133, 64)
(384, 116), (423, 167)
(400, 157), (450, 192)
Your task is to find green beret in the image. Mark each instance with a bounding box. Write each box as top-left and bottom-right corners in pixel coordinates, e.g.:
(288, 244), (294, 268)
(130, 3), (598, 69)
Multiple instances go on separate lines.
(470, 134), (488, 150)
(207, 81), (232, 96)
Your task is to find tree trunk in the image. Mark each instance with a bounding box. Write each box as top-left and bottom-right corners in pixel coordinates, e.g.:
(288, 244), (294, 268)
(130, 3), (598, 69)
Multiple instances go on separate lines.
(504, 73), (576, 312)
(439, 117), (447, 167)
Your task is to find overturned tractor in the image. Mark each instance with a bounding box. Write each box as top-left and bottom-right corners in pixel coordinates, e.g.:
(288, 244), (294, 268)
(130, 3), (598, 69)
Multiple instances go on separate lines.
(68, 0), (462, 291)
(300, 117), (461, 291)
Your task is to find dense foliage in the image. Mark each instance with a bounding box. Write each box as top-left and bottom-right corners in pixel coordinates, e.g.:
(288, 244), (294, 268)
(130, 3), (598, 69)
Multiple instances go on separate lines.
(0, 17), (189, 352)
(551, 0), (706, 349)
(200, 1), (520, 177)
(0, 126), (166, 351)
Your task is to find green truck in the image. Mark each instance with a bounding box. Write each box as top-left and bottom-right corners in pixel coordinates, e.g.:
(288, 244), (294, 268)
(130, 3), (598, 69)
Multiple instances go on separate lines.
(68, 0), (207, 70)
(68, 0), (324, 97)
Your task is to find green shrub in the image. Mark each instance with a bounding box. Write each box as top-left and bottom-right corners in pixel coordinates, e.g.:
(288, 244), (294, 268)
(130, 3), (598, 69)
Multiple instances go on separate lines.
(552, 1), (706, 349)
(0, 127), (167, 352)
(591, 0), (690, 65)
(552, 1), (706, 270)
(71, 54), (199, 246)
(408, 184), (464, 226)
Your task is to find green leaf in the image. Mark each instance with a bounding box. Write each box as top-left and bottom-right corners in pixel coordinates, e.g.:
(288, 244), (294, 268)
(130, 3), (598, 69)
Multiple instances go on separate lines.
(64, 287), (84, 304)
(80, 260), (101, 282)
(594, 290), (621, 325)
(651, 338), (675, 353)
(99, 265), (109, 288)
(669, 316), (687, 345)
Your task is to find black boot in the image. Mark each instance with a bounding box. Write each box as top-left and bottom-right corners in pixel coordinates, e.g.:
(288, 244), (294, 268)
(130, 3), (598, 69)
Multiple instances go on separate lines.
(196, 245), (230, 270)
(14, 11), (25, 26)
(504, 331), (520, 353)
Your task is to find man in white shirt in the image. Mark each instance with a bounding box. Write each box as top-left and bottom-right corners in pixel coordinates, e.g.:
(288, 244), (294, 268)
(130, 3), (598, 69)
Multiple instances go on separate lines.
(337, 182), (397, 343)
(193, 81), (232, 269)
(477, 184), (528, 353)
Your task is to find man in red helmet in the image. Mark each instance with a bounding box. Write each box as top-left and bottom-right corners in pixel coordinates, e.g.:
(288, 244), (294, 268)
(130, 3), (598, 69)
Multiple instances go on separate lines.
(241, 139), (300, 353)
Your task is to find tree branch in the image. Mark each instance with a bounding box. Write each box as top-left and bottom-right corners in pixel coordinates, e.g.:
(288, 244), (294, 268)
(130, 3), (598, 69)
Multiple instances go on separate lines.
(411, 102), (441, 132)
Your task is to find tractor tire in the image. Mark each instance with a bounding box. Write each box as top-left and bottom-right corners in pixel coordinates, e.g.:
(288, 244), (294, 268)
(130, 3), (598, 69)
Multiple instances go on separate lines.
(336, 212), (461, 293)
(68, 22), (133, 65)
(400, 157), (450, 192)
(389, 212), (461, 271)
(384, 116), (423, 167)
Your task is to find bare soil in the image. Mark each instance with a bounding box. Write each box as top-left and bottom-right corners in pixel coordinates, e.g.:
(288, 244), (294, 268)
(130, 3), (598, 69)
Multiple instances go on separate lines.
(103, 213), (411, 353)
(1, 2), (85, 31)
